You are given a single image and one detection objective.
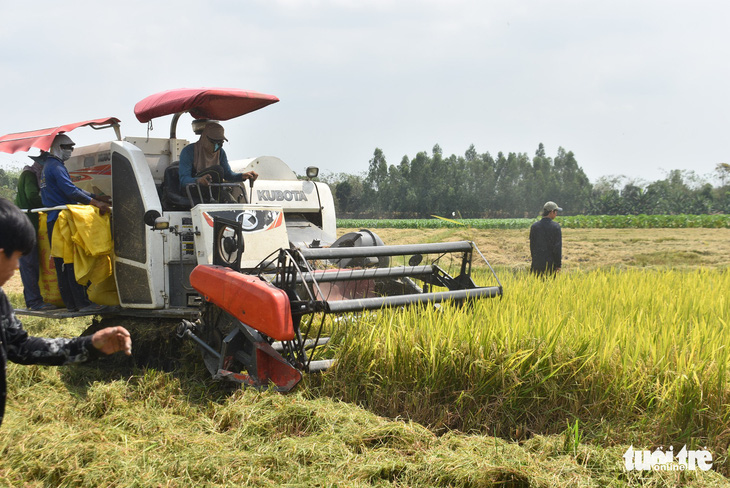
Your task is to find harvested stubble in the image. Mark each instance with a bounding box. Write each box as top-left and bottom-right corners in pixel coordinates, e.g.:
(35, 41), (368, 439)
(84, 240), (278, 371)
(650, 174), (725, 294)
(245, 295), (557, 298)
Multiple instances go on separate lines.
(2, 365), (728, 487)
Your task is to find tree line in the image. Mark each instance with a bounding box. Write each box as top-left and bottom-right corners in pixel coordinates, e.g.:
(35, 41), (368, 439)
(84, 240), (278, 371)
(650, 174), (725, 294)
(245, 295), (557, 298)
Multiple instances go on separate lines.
(2, 149), (729, 218)
(321, 144), (730, 218)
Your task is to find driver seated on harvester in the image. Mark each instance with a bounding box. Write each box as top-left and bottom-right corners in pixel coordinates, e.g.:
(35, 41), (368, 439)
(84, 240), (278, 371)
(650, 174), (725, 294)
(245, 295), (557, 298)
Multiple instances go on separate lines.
(178, 122), (257, 203)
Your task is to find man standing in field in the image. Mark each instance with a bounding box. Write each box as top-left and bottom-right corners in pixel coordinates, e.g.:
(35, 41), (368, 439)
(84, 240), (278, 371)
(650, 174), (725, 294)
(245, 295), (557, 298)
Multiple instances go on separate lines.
(529, 201), (562, 276)
(0, 198), (132, 428)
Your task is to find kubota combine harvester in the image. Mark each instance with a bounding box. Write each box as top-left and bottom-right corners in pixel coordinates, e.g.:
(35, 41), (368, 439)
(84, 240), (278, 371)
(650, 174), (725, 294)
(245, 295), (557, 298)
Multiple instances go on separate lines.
(0, 88), (503, 391)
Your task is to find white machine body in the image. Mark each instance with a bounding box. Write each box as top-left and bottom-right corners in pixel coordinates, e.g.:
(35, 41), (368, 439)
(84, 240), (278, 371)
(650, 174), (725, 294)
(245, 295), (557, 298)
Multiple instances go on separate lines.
(62, 137), (336, 313)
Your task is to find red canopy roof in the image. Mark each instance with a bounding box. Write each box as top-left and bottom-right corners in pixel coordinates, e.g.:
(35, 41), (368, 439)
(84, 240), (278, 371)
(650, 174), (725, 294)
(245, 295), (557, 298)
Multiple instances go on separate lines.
(134, 88), (280, 123)
(0, 117), (120, 154)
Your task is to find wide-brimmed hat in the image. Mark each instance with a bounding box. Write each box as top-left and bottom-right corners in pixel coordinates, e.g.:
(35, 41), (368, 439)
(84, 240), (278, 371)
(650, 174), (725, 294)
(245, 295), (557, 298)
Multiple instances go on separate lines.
(205, 122), (228, 142)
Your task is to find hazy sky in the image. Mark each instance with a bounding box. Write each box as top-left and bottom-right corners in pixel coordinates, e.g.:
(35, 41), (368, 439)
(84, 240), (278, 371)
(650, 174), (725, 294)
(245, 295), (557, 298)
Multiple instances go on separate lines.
(1, 0), (728, 186)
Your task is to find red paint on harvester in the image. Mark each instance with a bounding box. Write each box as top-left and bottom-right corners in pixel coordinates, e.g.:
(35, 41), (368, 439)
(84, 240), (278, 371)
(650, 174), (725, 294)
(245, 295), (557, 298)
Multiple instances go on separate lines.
(190, 265), (295, 341)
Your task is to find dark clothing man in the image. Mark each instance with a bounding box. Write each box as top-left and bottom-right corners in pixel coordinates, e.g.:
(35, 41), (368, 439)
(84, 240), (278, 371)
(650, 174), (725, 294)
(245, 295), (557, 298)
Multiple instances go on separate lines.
(0, 289), (100, 426)
(530, 201), (563, 275)
(14, 159), (44, 230)
(14, 156), (55, 310)
(0, 197), (131, 427)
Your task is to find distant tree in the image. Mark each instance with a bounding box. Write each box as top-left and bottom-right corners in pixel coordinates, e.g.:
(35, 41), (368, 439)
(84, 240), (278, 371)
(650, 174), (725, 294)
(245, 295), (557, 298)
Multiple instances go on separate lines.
(465, 144), (478, 162)
(319, 172), (367, 217)
(646, 170), (694, 214)
(381, 157), (415, 215)
(408, 151), (432, 216)
(0, 168), (19, 200)
(365, 148), (389, 213)
(428, 144), (453, 215)
(620, 183), (650, 214)
(462, 149), (496, 216)
(715, 163), (730, 187)
(394, 156), (419, 215)
(552, 147), (592, 214)
(713, 163), (730, 212)
(587, 176), (621, 214)
(495, 151), (531, 216)
(526, 143), (556, 213)
(366, 148), (388, 191)
(694, 183), (716, 213)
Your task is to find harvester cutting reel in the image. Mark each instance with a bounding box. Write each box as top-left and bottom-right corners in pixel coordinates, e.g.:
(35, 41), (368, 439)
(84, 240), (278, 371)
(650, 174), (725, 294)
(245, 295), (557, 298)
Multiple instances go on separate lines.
(178, 218), (503, 392)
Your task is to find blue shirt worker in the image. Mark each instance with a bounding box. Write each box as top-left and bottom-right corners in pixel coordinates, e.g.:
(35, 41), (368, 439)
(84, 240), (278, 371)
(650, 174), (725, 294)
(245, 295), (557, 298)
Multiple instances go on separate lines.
(529, 201), (563, 276)
(40, 134), (111, 312)
(178, 122), (257, 200)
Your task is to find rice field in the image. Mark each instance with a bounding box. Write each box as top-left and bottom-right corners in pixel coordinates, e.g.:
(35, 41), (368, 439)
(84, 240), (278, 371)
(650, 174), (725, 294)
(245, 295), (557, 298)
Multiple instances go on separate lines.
(317, 268), (730, 451)
(1, 228), (729, 486)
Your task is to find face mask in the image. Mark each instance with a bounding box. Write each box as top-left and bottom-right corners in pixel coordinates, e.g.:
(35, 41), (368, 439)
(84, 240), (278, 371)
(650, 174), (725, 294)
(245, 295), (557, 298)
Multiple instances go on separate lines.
(213, 143), (222, 153)
(61, 149), (73, 161)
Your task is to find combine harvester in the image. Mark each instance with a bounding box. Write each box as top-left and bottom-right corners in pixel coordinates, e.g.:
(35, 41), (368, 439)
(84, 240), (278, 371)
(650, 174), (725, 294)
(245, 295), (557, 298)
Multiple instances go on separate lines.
(0, 88), (503, 391)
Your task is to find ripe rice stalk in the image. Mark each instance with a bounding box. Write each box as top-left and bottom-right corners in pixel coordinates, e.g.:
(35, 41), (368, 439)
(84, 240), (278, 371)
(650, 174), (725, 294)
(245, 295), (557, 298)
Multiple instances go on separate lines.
(319, 268), (730, 449)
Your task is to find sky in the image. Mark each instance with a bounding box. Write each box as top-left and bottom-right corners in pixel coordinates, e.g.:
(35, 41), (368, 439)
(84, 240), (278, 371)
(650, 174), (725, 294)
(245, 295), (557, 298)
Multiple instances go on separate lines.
(1, 0), (729, 186)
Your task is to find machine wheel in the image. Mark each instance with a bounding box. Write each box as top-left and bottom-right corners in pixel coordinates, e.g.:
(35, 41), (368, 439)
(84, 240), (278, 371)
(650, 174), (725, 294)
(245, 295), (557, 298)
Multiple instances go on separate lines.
(197, 302), (256, 376)
(192, 301), (304, 391)
(329, 229), (390, 268)
(214, 225), (243, 266)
